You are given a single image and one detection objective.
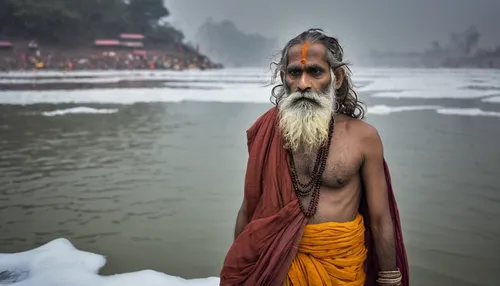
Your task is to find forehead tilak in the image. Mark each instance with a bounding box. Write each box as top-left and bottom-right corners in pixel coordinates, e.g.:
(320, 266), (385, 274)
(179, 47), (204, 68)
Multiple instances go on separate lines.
(300, 40), (310, 65)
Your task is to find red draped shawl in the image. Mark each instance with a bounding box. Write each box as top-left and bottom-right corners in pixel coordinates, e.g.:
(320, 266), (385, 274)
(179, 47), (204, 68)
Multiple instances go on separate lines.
(219, 107), (409, 286)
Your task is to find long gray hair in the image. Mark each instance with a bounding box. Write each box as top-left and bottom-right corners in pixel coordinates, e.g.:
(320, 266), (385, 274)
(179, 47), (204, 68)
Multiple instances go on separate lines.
(270, 28), (365, 119)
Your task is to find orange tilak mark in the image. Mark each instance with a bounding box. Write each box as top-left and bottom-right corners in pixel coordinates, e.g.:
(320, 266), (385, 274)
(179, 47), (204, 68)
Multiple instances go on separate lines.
(300, 41), (310, 65)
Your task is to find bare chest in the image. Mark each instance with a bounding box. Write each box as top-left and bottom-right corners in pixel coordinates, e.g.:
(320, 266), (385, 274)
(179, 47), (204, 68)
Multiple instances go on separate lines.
(291, 142), (361, 189)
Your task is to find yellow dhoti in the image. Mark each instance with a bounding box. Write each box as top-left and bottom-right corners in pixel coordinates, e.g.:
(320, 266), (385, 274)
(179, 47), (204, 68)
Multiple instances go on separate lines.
(285, 214), (367, 286)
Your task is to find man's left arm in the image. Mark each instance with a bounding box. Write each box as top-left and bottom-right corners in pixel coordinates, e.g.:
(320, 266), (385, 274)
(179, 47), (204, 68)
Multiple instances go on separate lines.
(361, 126), (397, 271)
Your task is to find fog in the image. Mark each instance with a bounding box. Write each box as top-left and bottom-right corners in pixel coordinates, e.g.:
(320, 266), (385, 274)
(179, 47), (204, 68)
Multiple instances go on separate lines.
(165, 0), (500, 58)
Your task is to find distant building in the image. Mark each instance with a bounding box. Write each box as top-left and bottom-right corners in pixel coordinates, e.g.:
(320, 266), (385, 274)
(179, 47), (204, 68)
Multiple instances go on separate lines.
(94, 34), (145, 50)
(94, 39), (121, 47)
(119, 33), (145, 49)
(0, 41), (14, 50)
(119, 34), (145, 41)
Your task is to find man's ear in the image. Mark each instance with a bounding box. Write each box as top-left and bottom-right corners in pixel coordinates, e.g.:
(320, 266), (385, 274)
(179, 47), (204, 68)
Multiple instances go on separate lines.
(334, 66), (345, 89)
(280, 70), (285, 83)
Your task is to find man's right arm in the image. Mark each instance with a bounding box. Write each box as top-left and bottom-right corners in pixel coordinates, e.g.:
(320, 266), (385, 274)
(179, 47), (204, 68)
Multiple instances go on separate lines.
(234, 199), (248, 240)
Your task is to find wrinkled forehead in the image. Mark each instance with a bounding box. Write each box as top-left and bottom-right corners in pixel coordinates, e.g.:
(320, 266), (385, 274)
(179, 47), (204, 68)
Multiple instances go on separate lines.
(286, 42), (328, 67)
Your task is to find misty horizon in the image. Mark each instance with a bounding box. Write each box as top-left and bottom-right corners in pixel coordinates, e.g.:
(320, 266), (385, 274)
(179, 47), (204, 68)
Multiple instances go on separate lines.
(165, 0), (500, 59)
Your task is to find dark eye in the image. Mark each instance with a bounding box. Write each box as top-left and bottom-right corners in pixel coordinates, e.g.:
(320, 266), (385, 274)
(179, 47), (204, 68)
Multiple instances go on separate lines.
(288, 69), (301, 77)
(309, 67), (323, 76)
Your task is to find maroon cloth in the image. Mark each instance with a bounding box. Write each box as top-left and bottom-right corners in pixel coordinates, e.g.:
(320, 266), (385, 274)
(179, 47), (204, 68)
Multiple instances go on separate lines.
(219, 107), (409, 286)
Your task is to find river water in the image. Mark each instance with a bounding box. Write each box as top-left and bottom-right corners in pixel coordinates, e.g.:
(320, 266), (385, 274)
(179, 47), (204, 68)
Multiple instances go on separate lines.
(1, 68), (500, 285)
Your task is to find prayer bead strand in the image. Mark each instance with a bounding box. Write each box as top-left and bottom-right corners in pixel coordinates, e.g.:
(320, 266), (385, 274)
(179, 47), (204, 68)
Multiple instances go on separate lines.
(288, 116), (335, 217)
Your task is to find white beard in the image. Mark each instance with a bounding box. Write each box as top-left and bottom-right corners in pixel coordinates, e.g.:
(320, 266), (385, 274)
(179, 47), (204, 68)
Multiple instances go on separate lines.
(278, 75), (336, 154)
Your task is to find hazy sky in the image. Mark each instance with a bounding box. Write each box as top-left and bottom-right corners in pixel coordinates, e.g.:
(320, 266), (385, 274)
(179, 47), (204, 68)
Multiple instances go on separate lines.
(164, 0), (499, 58)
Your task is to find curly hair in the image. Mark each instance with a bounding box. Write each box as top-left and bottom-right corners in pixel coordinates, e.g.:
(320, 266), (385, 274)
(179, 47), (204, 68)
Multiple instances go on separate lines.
(269, 28), (365, 119)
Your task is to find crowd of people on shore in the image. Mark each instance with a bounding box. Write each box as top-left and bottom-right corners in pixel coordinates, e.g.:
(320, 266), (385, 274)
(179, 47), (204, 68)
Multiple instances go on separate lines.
(0, 47), (223, 72)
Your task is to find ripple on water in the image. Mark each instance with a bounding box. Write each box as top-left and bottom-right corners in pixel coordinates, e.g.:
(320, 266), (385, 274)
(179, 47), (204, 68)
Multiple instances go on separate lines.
(73, 232), (120, 240)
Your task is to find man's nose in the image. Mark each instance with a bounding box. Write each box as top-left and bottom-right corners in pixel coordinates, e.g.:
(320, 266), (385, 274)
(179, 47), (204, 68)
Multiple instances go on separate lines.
(296, 73), (312, 93)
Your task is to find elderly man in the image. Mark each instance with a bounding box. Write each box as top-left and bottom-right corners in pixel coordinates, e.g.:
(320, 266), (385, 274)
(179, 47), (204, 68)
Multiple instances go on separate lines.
(220, 28), (409, 286)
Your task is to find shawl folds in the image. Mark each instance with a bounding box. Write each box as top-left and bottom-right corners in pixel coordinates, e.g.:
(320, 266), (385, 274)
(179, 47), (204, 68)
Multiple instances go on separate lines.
(219, 107), (409, 285)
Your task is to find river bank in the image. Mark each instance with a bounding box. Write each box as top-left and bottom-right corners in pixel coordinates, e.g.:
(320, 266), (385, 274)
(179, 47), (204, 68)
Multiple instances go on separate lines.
(0, 42), (223, 72)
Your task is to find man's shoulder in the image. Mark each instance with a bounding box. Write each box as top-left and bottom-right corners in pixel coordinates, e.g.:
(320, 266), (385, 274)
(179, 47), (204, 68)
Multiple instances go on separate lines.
(246, 106), (278, 146)
(340, 115), (382, 144)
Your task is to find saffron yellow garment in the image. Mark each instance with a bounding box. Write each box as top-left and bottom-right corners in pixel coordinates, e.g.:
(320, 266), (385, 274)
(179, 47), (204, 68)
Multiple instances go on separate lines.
(284, 214), (367, 286)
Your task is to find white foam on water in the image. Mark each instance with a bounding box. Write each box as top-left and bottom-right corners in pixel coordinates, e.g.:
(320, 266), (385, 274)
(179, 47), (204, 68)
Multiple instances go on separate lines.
(436, 108), (500, 117)
(367, 105), (441, 115)
(0, 76), (269, 85)
(354, 68), (500, 99)
(160, 82), (261, 89)
(2, 69), (500, 119)
(0, 238), (220, 286)
(40, 107), (119, 116)
(0, 77), (124, 84)
(0, 87), (273, 104)
(371, 90), (496, 99)
(0, 68), (272, 80)
(359, 75), (460, 93)
(366, 105), (500, 118)
(2, 68), (500, 101)
(482, 96), (500, 103)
